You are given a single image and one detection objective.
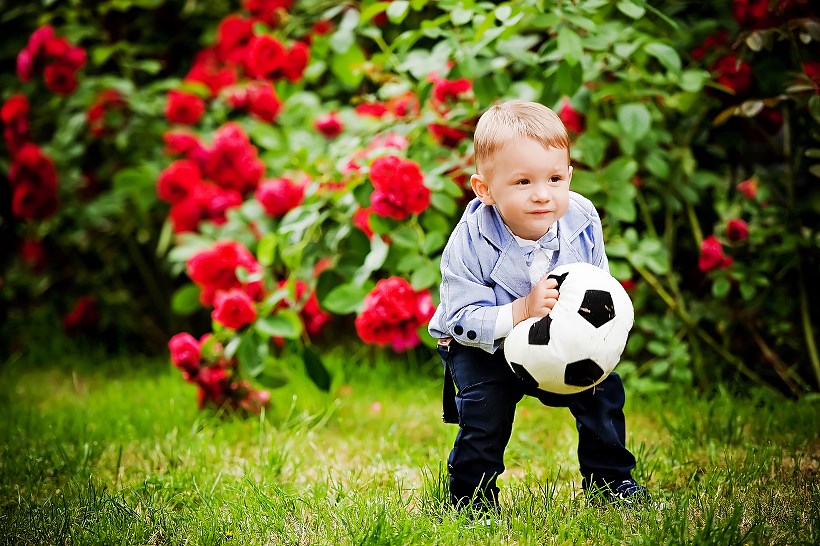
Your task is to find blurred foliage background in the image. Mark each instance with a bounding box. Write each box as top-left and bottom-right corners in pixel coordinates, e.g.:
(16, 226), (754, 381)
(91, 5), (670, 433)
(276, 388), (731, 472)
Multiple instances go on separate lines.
(1, 0), (818, 405)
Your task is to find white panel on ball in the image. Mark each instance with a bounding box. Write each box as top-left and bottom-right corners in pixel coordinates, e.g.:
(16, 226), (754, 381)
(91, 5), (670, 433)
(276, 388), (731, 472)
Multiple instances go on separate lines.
(504, 262), (634, 395)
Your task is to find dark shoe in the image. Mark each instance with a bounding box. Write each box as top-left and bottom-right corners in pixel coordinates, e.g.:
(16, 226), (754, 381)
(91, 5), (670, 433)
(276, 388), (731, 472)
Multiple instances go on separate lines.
(585, 478), (653, 508)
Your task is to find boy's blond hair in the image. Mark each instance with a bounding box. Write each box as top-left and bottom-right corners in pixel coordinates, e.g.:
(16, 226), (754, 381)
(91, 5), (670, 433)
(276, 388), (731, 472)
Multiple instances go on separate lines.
(473, 100), (569, 176)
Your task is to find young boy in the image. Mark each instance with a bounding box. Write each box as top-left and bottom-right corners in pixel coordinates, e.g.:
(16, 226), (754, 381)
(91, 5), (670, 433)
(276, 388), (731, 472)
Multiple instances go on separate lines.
(428, 100), (651, 514)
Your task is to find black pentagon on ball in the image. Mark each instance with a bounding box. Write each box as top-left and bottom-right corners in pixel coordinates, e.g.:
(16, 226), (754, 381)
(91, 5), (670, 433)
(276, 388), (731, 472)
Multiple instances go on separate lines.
(528, 315), (552, 345)
(577, 289), (615, 328)
(564, 358), (606, 387)
(509, 362), (539, 389)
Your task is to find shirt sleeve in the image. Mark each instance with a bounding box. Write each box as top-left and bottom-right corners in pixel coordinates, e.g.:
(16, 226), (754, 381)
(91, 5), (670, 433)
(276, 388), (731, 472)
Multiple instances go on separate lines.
(493, 302), (514, 339)
(434, 223), (505, 353)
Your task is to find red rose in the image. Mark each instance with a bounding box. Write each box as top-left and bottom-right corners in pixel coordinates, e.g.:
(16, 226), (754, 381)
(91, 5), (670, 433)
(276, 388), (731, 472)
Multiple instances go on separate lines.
(12, 183), (58, 220)
(428, 123), (470, 148)
(620, 279), (638, 292)
(187, 241), (264, 305)
(196, 366), (229, 408)
(163, 130), (208, 166)
(157, 159), (202, 204)
(353, 207), (374, 239)
(212, 288), (257, 329)
(733, 0), (779, 29)
(315, 112), (343, 138)
(558, 97), (585, 135)
(186, 48), (238, 96)
(310, 20), (334, 38)
(283, 42), (309, 83)
(9, 143), (58, 190)
(168, 332), (201, 379)
(2, 94), (30, 155)
(246, 34), (287, 79)
(237, 387), (271, 414)
(216, 15), (254, 64)
(710, 55), (754, 96)
(355, 102), (390, 118)
(276, 279), (330, 337)
(16, 49), (34, 83)
(244, 0), (293, 26)
(255, 177), (305, 217)
(43, 62), (79, 95)
(430, 76), (473, 111)
(803, 61), (820, 93)
(247, 81), (281, 122)
(16, 25), (55, 81)
(62, 296), (100, 334)
(168, 181), (242, 233)
(87, 89), (126, 138)
(737, 178), (758, 199)
(19, 238), (47, 271)
(355, 277), (433, 351)
(204, 122), (264, 195)
(165, 90), (205, 125)
(2, 94), (29, 124)
(389, 92), (420, 118)
(726, 218), (750, 242)
(699, 235), (733, 272)
(369, 155), (430, 220)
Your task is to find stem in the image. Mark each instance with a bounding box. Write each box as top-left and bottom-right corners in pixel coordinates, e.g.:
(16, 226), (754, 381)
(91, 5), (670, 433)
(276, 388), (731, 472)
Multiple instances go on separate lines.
(631, 261), (775, 392)
(635, 190), (658, 239)
(686, 203), (703, 249)
(747, 324), (807, 395)
(799, 270), (820, 390)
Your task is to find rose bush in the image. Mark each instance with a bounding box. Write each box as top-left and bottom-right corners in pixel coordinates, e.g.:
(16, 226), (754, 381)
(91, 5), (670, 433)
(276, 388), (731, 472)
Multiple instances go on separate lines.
(2, 0), (818, 409)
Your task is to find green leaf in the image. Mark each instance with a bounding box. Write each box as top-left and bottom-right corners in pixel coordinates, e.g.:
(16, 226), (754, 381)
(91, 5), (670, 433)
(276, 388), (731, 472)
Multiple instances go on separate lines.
(617, 0), (646, 19)
(255, 310), (303, 339)
(450, 7), (472, 26)
(390, 225), (420, 248)
(712, 277), (731, 299)
(386, 1), (410, 23)
(644, 42), (681, 73)
(679, 69), (710, 92)
(257, 233), (277, 267)
(171, 284), (201, 316)
(606, 190), (637, 223)
(331, 44), (366, 89)
(411, 263), (439, 289)
(602, 157), (639, 184)
(237, 331), (265, 378)
(617, 103), (652, 141)
(430, 193), (458, 216)
(557, 27), (583, 65)
(422, 231), (446, 254)
(354, 235), (389, 285)
(573, 132), (607, 169)
(555, 61), (583, 96)
(304, 347), (331, 391)
(322, 283), (369, 314)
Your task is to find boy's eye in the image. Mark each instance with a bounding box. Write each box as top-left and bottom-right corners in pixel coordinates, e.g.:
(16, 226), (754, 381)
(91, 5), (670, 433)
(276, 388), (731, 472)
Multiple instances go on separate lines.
(550, 176), (563, 183)
(516, 179), (530, 185)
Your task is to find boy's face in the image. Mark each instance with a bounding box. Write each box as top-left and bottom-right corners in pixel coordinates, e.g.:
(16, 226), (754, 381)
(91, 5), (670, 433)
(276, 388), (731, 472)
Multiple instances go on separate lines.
(471, 137), (572, 241)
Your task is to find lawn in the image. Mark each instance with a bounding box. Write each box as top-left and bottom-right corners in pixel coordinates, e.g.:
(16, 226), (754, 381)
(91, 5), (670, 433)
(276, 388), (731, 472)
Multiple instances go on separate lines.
(1, 344), (818, 545)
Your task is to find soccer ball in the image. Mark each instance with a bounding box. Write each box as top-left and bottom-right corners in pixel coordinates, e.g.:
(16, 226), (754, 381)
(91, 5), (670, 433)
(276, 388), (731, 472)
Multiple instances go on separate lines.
(504, 262), (634, 395)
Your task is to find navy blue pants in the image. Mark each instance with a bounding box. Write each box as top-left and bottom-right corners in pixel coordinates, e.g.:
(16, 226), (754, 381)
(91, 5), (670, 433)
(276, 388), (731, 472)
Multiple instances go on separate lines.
(439, 342), (637, 508)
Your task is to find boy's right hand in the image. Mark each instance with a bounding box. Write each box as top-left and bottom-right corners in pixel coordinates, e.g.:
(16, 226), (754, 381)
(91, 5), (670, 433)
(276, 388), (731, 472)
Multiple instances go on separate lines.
(512, 276), (559, 326)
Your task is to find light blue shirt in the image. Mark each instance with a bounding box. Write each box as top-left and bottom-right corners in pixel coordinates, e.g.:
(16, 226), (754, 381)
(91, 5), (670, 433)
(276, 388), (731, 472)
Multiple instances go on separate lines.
(428, 191), (609, 353)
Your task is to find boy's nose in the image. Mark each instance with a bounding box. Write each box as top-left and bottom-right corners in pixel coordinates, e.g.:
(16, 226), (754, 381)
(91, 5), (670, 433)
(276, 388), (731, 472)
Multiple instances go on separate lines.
(532, 183), (552, 201)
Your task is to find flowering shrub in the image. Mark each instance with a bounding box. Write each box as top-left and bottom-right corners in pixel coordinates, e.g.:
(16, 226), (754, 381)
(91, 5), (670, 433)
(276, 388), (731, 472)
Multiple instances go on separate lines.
(1, 0), (818, 406)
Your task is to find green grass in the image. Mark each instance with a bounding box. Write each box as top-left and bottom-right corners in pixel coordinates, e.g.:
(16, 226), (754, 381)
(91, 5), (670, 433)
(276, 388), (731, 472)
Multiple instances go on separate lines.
(1, 344), (819, 545)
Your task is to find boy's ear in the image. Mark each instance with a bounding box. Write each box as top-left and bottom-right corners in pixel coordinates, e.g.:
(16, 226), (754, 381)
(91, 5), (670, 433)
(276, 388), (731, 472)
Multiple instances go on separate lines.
(471, 174), (495, 205)
(567, 165), (573, 186)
